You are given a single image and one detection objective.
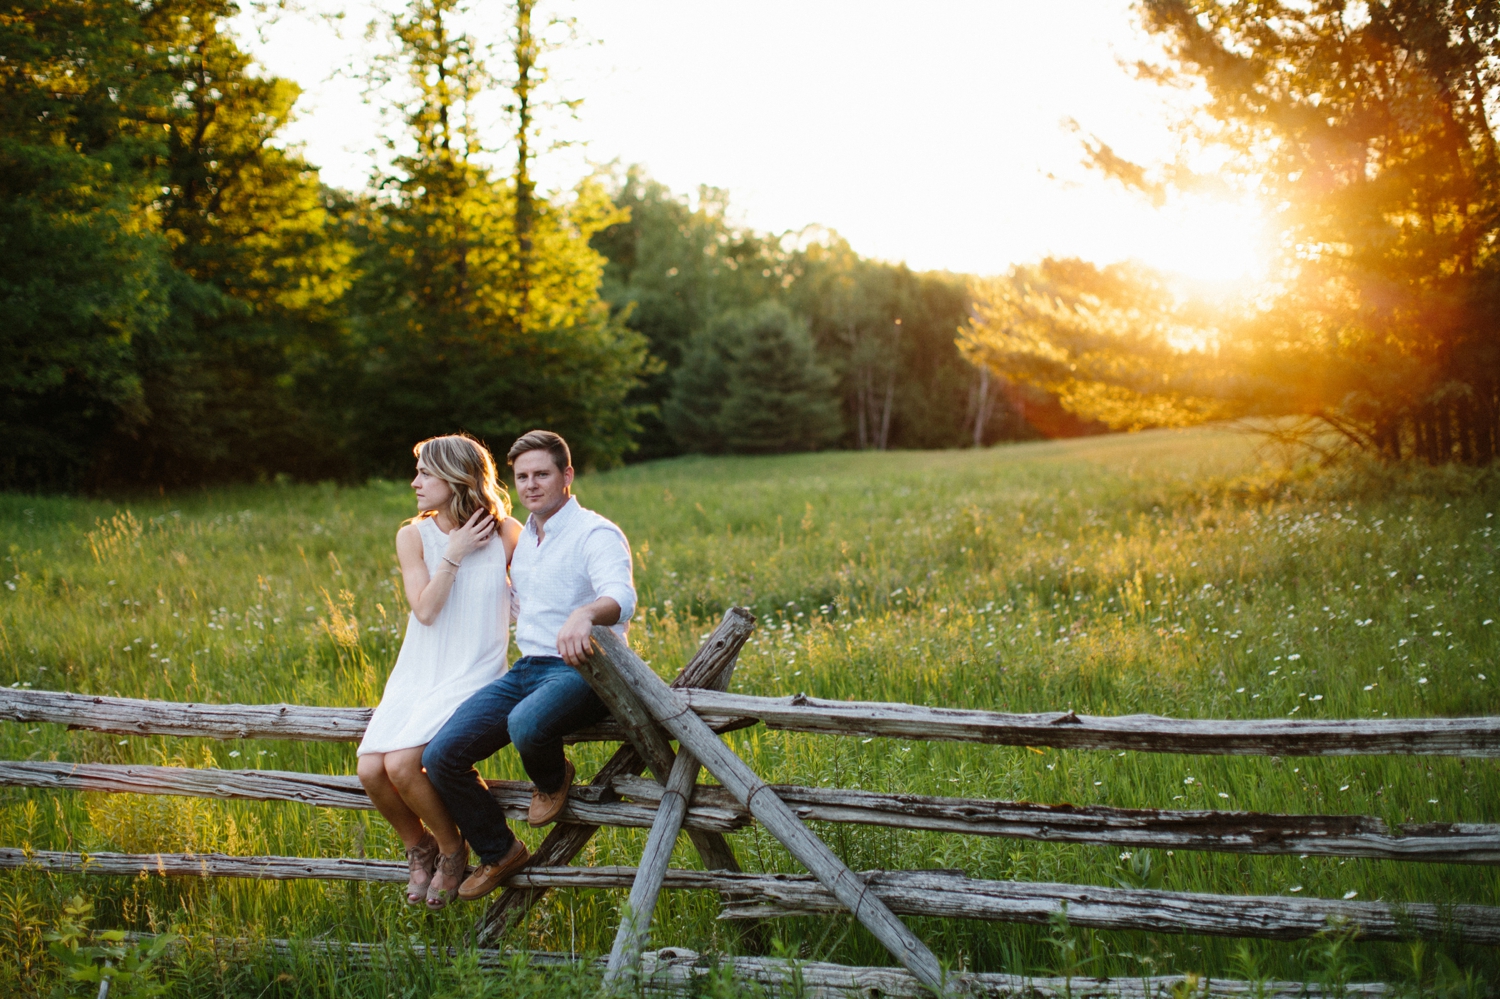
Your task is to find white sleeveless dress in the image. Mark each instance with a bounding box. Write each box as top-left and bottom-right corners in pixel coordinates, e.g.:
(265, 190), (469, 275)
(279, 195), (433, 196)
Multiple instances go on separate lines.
(357, 516), (510, 755)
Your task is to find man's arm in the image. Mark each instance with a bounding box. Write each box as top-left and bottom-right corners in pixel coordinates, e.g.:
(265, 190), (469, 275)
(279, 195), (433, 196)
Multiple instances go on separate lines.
(555, 526), (637, 667)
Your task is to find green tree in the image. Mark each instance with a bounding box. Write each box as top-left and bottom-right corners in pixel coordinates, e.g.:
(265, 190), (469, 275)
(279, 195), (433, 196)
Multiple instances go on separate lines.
(593, 168), (790, 457)
(0, 0), (354, 489)
(346, 0), (648, 474)
(1075, 1), (1500, 462)
(99, 0), (354, 485)
(664, 302), (842, 453)
(0, 0), (177, 488)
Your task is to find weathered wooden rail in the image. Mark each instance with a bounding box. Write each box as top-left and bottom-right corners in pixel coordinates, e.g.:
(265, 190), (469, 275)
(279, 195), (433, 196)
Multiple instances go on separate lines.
(6, 849), (1494, 944)
(8, 685), (1497, 757)
(7, 759), (1496, 863)
(108, 934), (1394, 999)
(2, 606), (1492, 994)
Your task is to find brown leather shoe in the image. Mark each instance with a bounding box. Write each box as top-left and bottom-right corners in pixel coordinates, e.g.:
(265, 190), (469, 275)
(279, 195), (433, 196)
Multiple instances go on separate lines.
(457, 837), (531, 901)
(527, 758), (575, 827)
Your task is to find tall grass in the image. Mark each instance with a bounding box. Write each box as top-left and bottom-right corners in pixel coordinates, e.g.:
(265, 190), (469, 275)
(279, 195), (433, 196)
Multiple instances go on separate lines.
(1, 427), (1498, 995)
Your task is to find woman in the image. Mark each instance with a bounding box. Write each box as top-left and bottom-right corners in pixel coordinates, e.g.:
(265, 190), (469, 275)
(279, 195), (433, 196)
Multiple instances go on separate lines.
(357, 433), (522, 910)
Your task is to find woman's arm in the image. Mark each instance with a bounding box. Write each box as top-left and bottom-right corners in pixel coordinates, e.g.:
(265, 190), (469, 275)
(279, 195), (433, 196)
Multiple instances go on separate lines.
(398, 511), (496, 626)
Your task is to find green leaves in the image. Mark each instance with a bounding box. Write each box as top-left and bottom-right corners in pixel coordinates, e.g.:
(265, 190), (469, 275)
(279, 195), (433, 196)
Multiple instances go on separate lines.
(44, 895), (180, 997)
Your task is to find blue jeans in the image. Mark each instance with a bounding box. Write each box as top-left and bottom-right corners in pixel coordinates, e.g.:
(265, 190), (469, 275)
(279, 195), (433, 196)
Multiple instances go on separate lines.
(423, 656), (609, 863)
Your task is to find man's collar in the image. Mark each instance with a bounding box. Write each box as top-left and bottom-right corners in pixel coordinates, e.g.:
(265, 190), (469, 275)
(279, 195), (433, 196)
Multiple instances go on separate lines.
(525, 494), (580, 536)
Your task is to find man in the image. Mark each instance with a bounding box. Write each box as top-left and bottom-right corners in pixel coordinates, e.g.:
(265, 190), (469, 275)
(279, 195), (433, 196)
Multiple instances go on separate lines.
(422, 429), (636, 901)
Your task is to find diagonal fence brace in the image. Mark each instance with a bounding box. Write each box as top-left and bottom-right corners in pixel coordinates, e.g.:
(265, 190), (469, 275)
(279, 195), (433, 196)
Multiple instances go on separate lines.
(584, 625), (947, 991)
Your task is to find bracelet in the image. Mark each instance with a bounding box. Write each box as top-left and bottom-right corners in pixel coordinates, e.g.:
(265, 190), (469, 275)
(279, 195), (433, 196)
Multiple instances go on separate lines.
(442, 555), (461, 570)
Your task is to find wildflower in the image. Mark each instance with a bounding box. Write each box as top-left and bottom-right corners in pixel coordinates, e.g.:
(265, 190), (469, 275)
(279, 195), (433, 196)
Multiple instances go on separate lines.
(1339, 784), (1349, 791)
(1290, 885), (1303, 893)
(1418, 677), (1428, 684)
(1288, 654), (1301, 661)
(1364, 684), (1375, 691)
(1311, 694), (1323, 701)
(1429, 798), (1439, 804)
(229, 751), (241, 758)
(1183, 776), (1195, 784)
(1218, 793), (1229, 799)
(1343, 890), (1358, 900)
(1119, 852), (1132, 860)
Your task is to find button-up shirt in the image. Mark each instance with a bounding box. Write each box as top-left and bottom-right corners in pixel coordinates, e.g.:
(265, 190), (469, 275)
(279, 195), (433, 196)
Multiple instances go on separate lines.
(510, 496), (636, 659)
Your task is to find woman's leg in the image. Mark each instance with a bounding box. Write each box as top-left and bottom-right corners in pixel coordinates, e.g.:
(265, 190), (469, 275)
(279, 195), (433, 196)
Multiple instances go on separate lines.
(383, 746), (464, 854)
(357, 752), (426, 847)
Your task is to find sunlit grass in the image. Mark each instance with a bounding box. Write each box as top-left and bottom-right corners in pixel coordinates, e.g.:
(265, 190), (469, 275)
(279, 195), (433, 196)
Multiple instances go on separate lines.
(2, 426), (1498, 994)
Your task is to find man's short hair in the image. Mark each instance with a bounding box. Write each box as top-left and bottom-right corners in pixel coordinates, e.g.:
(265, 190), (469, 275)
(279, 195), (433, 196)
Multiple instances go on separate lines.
(507, 430), (571, 472)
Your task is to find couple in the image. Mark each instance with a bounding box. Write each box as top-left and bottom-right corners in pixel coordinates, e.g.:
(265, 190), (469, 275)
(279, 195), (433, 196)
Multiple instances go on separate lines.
(355, 429), (634, 909)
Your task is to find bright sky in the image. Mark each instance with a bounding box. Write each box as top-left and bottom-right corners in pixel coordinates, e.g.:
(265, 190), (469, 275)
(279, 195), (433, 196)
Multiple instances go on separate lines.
(232, 0), (1268, 282)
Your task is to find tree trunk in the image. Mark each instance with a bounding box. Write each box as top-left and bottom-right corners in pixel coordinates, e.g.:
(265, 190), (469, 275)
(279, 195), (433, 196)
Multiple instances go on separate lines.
(512, 0), (536, 326)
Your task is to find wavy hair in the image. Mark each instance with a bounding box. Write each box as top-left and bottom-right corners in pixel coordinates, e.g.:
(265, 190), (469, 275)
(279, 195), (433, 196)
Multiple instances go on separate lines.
(413, 433), (511, 525)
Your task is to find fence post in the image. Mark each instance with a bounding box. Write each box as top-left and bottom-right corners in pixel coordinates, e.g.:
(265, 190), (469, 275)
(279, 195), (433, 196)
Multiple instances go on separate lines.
(603, 746), (702, 985)
(585, 626), (948, 991)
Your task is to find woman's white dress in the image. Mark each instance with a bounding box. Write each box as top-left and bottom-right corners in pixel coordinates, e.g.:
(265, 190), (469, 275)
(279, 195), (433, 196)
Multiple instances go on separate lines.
(357, 516), (509, 755)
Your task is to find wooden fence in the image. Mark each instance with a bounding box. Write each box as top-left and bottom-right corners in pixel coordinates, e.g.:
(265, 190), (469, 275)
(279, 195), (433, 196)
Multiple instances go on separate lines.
(1, 607), (1496, 996)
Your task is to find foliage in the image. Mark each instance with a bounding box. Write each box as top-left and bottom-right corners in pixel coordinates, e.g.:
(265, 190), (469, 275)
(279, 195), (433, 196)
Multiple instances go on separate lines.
(0, 0), (180, 490)
(596, 168), (1018, 457)
(962, 258), (1231, 431)
(1020, 1), (1500, 464)
(341, 0), (649, 474)
(45, 895), (178, 997)
(664, 302), (842, 454)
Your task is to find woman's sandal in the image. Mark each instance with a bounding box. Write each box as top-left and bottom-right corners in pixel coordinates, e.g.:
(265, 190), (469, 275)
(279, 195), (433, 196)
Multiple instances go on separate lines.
(426, 843), (469, 911)
(404, 832), (440, 906)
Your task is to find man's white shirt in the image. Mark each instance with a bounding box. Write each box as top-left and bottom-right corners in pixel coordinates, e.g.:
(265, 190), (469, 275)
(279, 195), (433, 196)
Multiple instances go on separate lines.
(510, 496), (636, 659)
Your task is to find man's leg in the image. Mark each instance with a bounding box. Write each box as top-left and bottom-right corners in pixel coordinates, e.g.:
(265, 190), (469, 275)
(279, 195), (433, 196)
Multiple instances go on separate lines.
(507, 658), (610, 792)
(422, 668), (534, 863)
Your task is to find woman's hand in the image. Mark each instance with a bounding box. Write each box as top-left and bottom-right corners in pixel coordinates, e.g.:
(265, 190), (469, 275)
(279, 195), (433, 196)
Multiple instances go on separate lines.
(444, 509), (495, 563)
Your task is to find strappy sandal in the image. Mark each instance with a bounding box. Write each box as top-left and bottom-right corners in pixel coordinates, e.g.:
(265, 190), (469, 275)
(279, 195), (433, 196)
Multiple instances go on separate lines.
(404, 832), (439, 905)
(426, 843), (469, 911)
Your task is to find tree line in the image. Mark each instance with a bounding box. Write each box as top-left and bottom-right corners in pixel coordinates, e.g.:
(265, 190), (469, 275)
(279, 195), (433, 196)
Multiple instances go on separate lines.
(2, 0), (1062, 493)
(963, 1), (1500, 466)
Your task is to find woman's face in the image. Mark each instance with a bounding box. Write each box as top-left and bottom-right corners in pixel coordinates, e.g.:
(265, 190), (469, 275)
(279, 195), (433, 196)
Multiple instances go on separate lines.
(412, 461), (454, 515)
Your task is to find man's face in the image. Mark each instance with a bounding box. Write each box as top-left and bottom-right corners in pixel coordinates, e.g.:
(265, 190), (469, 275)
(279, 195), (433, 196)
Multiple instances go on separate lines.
(513, 449), (573, 515)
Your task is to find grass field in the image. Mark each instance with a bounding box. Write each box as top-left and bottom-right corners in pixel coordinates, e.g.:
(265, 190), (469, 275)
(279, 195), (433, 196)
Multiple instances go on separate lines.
(2, 426), (1499, 996)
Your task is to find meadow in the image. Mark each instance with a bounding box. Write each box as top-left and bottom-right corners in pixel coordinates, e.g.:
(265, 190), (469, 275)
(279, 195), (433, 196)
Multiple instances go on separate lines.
(1, 426), (1498, 997)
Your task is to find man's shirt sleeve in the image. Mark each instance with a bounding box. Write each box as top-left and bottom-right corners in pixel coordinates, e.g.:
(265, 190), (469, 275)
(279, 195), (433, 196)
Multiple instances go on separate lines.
(584, 525), (636, 625)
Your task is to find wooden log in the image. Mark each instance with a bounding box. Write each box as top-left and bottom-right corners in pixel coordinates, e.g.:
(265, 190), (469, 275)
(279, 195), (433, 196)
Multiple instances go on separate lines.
(682, 690), (1500, 757)
(610, 776), (1500, 865)
(7, 849), (1492, 946)
(585, 627), (946, 989)
(12, 677), (1490, 757)
(0, 847), (408, 882)
(0, 761), (748, 834)
(712, 868), (1500, 945)
(606, 749), (701, 984)
(111, 935), (1393, 999)
(9, 755), (1495, 867)
(0, 687), (747, 745)
(477, 607), (757, 943)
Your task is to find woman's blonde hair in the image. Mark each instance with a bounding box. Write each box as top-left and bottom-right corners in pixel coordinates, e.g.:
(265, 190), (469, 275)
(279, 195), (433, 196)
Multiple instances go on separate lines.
(413, 433), (511, 525)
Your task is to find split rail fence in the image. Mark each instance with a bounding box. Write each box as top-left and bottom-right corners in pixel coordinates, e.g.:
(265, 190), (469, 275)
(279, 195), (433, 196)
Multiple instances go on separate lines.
(2, 607), (1499, 996)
